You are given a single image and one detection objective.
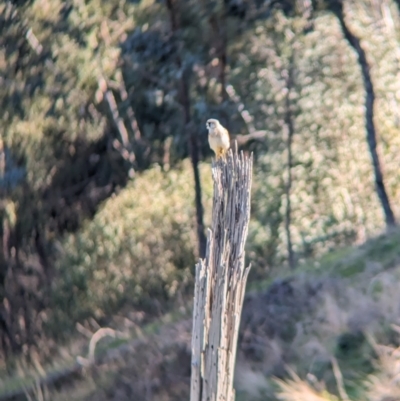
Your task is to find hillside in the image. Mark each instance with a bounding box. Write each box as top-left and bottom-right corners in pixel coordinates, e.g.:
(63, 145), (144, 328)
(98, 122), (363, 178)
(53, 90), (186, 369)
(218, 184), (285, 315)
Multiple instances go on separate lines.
(2, 226), (399, 401)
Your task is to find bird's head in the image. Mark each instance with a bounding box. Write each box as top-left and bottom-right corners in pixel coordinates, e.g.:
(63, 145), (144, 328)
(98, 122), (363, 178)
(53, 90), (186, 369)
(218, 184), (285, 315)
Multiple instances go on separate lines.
(206, 118), (219, 132)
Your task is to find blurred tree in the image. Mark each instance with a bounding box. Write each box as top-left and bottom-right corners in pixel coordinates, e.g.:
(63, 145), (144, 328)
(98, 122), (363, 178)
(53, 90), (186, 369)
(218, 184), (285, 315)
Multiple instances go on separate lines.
(165, 0), (206, 257)
(326, 0), (396, 227)
(283, 53), (296, 269)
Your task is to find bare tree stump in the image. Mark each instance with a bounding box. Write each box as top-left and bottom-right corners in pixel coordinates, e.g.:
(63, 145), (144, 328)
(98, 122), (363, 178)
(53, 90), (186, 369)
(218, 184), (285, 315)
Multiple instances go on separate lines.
(190, 144), (253, 401)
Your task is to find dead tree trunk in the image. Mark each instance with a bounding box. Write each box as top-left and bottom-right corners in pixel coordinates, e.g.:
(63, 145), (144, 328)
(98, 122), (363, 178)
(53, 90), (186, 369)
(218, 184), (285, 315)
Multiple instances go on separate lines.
(190, 144), (252, 401)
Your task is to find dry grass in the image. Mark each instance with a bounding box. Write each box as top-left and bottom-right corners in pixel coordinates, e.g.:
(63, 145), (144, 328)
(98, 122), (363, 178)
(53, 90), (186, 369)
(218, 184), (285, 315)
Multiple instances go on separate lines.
(274, 332), (400, 401)
(274, 367), (339, 401)
(239, 229), (400, 400)
(364, 331), (400, 401)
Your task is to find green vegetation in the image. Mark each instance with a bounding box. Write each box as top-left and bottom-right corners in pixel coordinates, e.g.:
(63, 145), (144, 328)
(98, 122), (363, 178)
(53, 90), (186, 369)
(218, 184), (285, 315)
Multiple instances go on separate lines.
(49, 161), (213, 337)
(1, 0), (400, 399)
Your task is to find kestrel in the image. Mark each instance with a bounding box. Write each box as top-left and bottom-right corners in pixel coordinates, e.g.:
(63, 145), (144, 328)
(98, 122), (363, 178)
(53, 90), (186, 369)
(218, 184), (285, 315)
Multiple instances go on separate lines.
(206, 119), (230, 159)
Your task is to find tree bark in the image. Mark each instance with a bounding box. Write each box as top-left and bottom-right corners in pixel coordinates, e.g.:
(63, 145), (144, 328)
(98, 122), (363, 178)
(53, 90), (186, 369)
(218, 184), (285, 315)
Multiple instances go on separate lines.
(332, 2), (396, 227)
(190, 144), (252, 401)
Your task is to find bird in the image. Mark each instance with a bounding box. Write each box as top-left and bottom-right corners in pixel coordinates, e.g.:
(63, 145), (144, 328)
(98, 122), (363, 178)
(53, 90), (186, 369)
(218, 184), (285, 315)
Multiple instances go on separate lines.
(206, 119), (230, 160)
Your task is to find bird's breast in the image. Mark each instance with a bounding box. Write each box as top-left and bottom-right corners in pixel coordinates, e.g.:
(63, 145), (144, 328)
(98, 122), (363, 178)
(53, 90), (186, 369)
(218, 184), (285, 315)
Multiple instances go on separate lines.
(208, 133), (222, 146)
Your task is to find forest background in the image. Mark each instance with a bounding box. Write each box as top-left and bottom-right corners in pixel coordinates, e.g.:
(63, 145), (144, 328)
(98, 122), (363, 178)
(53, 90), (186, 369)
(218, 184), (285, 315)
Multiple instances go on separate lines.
(1, 0), (400, 400)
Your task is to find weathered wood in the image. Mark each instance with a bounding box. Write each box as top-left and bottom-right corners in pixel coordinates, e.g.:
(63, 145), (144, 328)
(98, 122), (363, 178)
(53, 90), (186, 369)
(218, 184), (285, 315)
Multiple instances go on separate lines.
(190, 143), (252, 401)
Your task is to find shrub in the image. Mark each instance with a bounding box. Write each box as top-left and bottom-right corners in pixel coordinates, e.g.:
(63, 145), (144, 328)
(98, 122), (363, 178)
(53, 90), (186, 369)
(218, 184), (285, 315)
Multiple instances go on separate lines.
(48, 161), (213, 336)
